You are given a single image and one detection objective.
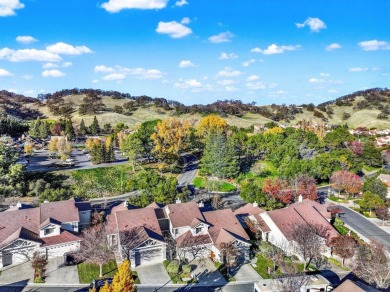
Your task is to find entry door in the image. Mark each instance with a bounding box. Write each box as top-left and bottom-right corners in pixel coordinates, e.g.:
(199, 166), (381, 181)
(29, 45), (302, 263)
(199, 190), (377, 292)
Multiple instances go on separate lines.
(2, 253), (12, 266)
(135, 252), (141, 266)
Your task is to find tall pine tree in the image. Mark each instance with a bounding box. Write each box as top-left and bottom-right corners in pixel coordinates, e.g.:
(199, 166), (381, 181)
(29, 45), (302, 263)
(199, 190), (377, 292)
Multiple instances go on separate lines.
(79, 119), (87, 136)
(90, 116), (100, 135)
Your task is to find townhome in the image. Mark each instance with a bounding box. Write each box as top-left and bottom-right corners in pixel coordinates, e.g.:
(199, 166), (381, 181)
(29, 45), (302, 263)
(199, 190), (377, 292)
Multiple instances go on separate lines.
(0, 198), (91, 268)
(246, 197), (338, 259)
(107, 200), (251, 267)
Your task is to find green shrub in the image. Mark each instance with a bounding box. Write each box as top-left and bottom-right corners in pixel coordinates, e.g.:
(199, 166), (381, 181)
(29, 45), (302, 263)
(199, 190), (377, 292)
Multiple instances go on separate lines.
(182, 265), (191, 274)
(34, 276), (44, 283)
(166, 260), (179, 274)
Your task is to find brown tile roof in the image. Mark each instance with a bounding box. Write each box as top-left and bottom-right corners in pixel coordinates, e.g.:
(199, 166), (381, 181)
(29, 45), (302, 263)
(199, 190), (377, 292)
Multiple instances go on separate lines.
(166, 201), (204, 228)
(176, 230), (212, 248)
(39, 217), (62, 228)
(110, 202), (129, 214)
(41, 230), (81, 247)
(203, 209), (250, 249)
(40, 199), (79, 224)
(234, 203), (266, 216)
(265, 199), (338, 241)
(1, 227), (42, 248)
(0, 208), (40, 247)
(106, 207), (164, 243)
(333, 279), (381, 292)
(252, 214), (271, 232)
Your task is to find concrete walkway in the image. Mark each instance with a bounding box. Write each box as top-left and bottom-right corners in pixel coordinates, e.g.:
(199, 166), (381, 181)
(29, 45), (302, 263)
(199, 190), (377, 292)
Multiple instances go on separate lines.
(134, 263), (170, 285)
(190, 258), (227, 285)
(0, 261), (32, 286)
(44, 257), (79, 284)
(232, 263), (262, 282)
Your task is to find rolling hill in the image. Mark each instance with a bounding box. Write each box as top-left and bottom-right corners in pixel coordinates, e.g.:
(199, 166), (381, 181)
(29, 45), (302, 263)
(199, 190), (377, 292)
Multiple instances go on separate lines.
(2, 88), (390, 129)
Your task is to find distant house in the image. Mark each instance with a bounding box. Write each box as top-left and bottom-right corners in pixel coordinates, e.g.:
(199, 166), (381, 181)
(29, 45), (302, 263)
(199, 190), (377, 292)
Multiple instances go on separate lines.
(107, 200), (251, 267)
(254, 274), (331, 292)
(378, 174), (390, 198)
(0, 199), (91, 268)
(248, 197), (338, 259)
(333, 279), (381, 292)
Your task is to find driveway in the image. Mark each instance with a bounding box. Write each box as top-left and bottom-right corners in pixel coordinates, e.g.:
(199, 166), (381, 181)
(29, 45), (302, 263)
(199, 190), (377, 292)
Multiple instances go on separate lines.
(190, 258), (227, 285)
(177, 153), (198, 186)
(134, 263), (170, 285)
(44, 257), (79, 284)
(338, 206), (390, 251)
(232, 263), (262, 282)
(0, 261), (33, 286)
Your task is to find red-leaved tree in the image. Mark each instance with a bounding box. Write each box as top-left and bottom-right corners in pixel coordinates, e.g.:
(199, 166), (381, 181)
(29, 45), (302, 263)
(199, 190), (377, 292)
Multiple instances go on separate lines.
(292, 174), (318, 201)
(330, 170), (362, 197)
(349, 141), (363, 156)
(262, 178), (293, 205)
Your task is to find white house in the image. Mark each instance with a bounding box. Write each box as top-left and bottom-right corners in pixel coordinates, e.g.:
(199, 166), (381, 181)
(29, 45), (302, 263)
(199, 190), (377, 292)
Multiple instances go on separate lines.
(0, 199), (91, 268)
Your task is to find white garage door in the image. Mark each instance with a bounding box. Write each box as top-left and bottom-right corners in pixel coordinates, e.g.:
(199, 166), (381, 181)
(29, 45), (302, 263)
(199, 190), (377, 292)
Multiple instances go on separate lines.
(135, 248), (162, 266)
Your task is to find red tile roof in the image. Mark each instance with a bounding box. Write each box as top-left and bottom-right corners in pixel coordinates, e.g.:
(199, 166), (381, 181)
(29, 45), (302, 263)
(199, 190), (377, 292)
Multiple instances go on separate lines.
(265, 199), (338, 241)
(41, 230), (81, 247)
(252, 214), (271, 232)
(203, 209), (250, 249)
(176, 230), (212, 248)
(40, 199), (79, 223)
(166, 201), (204, 228)
(234, 203), (265, 216)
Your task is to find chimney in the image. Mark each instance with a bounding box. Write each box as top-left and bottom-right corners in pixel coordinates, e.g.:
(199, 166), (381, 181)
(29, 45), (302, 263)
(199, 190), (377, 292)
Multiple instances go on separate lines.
(175, 198), (181, 204)
(198, 201), (204, 208)
(16, 202), (22, 208)
(124, 201), (128, 207)
(253, 201), (258, 208)
(298, 195), (303, 202)
(43, 200), (49, 203)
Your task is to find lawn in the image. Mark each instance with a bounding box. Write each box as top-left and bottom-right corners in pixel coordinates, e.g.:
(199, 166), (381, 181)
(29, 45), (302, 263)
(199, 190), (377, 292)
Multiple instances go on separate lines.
(333, 218), (349, 235)
(327, 257), (350, 271)
(193, 176), (237, 192)
(67, 164), (134, 198)
(77, 260), (118, 284)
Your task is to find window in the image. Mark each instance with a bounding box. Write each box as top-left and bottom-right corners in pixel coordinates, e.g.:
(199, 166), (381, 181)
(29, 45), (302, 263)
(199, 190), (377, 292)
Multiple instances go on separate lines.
(112, 235), (117, 245)
(44, 227), (55, 235)
(195, 227), (202, 234)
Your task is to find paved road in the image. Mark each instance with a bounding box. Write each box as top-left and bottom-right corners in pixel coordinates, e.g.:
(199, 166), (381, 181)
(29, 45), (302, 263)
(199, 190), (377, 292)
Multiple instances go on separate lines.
(137, 283), (255, 292)
(0, 286), (88, 292)
(27, 149), (128, 172)
(338, 205), (390, 251)
(177, 153), (199, 186)
(89, 190), (141, 207)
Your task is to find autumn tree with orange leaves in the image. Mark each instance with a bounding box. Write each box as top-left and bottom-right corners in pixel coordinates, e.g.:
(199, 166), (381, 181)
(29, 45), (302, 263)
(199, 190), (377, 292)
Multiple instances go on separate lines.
(152, 118), (191, 162)
(330, 170), (362, 197)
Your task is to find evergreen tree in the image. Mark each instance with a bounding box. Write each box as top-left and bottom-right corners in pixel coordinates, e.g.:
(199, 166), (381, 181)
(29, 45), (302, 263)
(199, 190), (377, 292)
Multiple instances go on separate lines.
(105, 136), (115, 163)
(39, 121), (51, 139)
(90, 143), (104, 164)
(65, 118), (75, 140)
(111, 260), (135, 292)
(79, 119), (87, 136)
(29, 117), (41, 138)
(90, 116), (100, 135)
(200, 131), (239, 178)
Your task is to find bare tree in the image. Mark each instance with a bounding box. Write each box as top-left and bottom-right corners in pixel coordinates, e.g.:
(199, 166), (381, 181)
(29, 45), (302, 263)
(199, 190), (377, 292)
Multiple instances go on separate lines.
(211, 194), (222, 210)
(272, 267), (309, 292)
(74, 224), (114, 278)
(329, 235), (359, 266)
(260, 241), (284, 273)
(176, 233), (210, 266)
(351, 239), (390, 290)
(290, 223), (330, 271)
(244, 217), (262, 244)
(219, 242), (239, 277)
(375, 206), (390, 226)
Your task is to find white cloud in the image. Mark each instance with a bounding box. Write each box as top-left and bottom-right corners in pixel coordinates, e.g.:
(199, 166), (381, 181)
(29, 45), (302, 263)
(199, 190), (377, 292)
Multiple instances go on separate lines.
(178, 60), (195, 68)
(247, 81), (277, 90)
(276, 90), (287, 95)
(296, 17), (326, 32)
(371, 67), (381, 71)
(242, 59), (255, 67)
(320, 73), (330, 77)
(42, 62), (58, 69)
(94, 65), (115, 73)
(208, 31), (234, 43)
(328, 89), (338, 94)
(216, 67), (242, 78)
(358, 40), (390, 51)
(219, 52), (238, 60)
(217, 79), (235, 86)
(0, 68), (13, 77)
(46, 42), (92, 55)
(101, 0), (168, 12)
(63, 62), (72, 67)
(247, 75), (260, 82)
(95, 65), (162, 79)
(348, 67), (368, 72)
(103, 73), (126, 81)
(16, 35), (38, 44)
(0, 48), (62, 62)
(42, 69), (65, 77)
(251, 44), (300, 55)
(181, 17), (190, 24)
(326, 43), (341, 51)
(156, 21), (192, 38)
(225, 86), (239, 92)
(0, 0), (24, 16)
(175, 0), (188, 7)
(92, 79), (99, 84)
(308, 78), (325, 83)
(22, 74), (33, 80)
(23, 89), (34, 95)
(174, 79), (202, 89)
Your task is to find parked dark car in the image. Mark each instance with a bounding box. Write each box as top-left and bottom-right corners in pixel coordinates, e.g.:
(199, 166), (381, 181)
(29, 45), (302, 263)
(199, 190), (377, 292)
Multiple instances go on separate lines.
(64, 253), (79, 266)
(89, 277), (113, 290)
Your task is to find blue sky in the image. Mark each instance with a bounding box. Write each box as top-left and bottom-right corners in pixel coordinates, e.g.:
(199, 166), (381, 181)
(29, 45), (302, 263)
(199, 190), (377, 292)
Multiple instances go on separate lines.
(0, 0), (389, 105)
